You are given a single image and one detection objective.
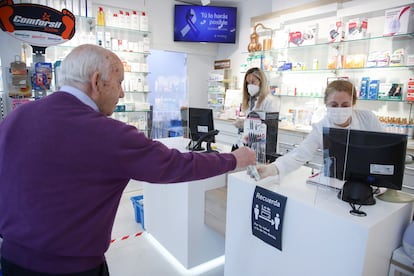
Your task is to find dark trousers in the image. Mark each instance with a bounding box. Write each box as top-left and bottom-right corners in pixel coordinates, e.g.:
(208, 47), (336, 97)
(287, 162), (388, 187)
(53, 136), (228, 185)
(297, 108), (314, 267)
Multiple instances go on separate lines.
(1, 257), (109, 276)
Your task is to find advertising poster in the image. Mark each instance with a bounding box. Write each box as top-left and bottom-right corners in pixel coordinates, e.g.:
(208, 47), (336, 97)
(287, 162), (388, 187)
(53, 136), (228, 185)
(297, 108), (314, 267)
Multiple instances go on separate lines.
(0, 0), (76, 47)
(174, 5), (236, 43)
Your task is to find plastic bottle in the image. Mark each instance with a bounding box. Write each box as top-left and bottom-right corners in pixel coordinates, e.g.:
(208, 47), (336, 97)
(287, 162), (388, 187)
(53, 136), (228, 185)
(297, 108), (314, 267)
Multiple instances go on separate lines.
(132, 10), (140, 30)
(97, 7), (105, 26)
(140, 11), (148, 31)
(312, 58), (319, 70)
(118, 10), (125, 28)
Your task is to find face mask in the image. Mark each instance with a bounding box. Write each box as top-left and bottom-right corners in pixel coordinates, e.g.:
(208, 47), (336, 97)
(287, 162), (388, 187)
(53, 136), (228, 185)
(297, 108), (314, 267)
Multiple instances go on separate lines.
(247, 84), (260, 96)
(327, 107), (353, 125)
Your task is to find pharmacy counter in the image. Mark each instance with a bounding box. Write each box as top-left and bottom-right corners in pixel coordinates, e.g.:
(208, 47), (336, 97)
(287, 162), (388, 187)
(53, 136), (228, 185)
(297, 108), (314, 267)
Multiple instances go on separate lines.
(224, 167), (414, 276)
(143, 137), (230, 269)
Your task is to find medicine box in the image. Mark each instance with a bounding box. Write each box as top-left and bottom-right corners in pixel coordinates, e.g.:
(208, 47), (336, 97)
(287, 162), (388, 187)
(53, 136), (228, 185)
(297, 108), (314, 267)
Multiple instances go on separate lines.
(379, 83), (403, 101)
(407, 78), (414, 101)
(288, 24), (318, 47)
(368, 80), (379, 100)
(384, 6), (414, 36)
(328, 20), (344, 43)
(347, 18), (368, 40)
(359, 77), (370, 99)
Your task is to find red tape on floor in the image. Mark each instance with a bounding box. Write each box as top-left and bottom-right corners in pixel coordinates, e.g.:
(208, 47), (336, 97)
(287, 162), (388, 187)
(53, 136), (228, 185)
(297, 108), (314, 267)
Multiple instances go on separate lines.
(110, 231), (143, 244)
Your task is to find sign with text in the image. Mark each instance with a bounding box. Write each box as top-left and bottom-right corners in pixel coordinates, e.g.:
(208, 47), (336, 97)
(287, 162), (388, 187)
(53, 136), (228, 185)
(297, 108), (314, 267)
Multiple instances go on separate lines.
(174, 5), (237, 44)
(214, 59), (231, 70)
(0, 0), (76, 47)
(251, 186), (287, 250)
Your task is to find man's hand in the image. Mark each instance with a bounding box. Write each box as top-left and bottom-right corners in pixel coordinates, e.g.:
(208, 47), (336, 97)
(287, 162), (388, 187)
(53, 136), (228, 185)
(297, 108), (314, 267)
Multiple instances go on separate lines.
(231, 146), (256, 169)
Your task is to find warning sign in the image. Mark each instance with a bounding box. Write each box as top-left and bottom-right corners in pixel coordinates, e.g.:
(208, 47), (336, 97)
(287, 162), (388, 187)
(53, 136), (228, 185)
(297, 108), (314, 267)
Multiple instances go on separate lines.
(251, 186), (287, 250)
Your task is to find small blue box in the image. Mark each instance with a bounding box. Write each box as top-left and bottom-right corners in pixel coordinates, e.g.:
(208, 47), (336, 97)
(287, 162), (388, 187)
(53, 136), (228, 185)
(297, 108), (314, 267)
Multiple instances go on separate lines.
(368, 80), (380, 100)
(359, 77), (370, 99)
(130, 195), (145, 230)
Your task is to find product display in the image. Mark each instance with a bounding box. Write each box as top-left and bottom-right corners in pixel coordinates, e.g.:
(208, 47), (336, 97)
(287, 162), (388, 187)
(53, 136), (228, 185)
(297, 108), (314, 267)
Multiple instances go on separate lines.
(288, 24), (318, 47)
(346, 18), (368, 40)
(384, 6), (414, 36)
(328, 19), (344, 43)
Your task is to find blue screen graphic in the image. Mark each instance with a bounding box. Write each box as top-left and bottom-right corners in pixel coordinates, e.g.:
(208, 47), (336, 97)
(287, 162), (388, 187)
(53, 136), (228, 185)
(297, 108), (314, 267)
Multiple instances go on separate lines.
(174, 5), (237, 44)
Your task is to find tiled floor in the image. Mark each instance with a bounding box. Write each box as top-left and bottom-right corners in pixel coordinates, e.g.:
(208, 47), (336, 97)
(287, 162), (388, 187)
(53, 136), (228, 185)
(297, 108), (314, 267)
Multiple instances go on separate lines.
(106, 181), (224, 276)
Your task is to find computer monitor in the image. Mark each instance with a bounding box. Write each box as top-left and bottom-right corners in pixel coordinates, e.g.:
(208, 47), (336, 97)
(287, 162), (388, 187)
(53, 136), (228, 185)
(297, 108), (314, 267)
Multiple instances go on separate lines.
(322, 127), (412, 204)
(181, 107), (216, 152)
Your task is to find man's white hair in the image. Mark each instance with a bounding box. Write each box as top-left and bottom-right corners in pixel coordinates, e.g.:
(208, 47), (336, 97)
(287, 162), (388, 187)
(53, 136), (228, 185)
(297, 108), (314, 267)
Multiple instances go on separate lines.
(58, 44), (116, 89)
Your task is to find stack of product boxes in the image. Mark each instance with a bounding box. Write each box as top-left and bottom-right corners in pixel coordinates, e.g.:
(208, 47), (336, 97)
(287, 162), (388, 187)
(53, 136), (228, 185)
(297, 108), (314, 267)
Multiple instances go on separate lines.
(360, 77), (404, 101)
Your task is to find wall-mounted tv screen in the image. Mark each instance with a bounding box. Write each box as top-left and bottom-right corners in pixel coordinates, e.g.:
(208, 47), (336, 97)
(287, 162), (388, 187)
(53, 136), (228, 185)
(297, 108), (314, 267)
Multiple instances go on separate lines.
(174, 5), (237, 44)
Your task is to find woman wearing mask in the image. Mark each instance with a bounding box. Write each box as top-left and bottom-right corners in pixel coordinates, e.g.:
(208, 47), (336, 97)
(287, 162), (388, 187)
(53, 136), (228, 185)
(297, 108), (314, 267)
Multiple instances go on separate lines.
(252, 79), (384, 181)
(233, 67), (279, 129)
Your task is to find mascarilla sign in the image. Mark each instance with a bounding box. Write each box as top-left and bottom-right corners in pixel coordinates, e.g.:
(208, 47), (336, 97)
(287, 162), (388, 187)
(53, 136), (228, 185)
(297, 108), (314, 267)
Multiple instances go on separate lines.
(0, 0), (75, 47)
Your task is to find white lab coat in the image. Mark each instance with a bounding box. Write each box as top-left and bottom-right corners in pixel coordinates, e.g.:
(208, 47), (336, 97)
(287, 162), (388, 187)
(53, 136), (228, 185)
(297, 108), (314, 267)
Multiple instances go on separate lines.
(234, 95), (279, 129)
(249, 95), (279, 113)
(274, 109), (384, 180)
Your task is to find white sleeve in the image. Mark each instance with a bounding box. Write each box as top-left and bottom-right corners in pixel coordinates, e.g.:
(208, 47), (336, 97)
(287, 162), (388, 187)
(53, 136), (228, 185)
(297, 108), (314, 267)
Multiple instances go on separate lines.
(274, 126), (322, 180)
(366, 111), (384, 132)
(261, 96), (280, 113)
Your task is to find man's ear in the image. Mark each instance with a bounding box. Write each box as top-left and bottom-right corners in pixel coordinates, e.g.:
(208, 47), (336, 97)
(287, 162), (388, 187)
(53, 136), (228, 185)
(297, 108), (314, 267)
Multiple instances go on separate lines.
(90, 71), (100, 97)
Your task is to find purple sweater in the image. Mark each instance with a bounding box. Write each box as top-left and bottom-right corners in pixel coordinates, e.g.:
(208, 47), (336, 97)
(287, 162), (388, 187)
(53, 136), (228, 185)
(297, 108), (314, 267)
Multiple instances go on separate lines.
(0, 92), (236, 273)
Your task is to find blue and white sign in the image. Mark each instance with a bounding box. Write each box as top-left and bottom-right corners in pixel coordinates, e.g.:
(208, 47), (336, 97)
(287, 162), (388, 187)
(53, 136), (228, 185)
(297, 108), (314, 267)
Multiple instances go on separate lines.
(173, 5), (237, 44)
(251, 186), (287, 250)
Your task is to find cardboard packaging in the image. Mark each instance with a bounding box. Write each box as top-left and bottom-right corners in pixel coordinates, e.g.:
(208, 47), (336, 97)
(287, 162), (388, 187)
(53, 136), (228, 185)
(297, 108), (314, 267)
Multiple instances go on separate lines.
(368, 80), (379, 100)
(288, 24), (318, 47)
(359, 77), (370, 99)
(407, 78), (414, 101)
(347, 18), (368, 40)
(328, 20), (344, 43)
(378, 83), (403, 101)
(383, 6), (414, 36)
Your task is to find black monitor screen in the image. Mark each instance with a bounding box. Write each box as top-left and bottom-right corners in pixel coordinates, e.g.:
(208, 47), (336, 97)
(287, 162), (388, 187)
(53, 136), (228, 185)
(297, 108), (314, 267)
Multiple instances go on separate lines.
(322, 127), (407, 201)
(181, 107), (215, 151)
(323, 127), (407, 190)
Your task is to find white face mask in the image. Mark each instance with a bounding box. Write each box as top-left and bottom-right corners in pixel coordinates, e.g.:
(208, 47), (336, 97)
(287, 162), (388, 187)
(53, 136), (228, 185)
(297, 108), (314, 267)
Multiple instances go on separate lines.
(326, 107), (353, 125)
(247, 84), (260, 96)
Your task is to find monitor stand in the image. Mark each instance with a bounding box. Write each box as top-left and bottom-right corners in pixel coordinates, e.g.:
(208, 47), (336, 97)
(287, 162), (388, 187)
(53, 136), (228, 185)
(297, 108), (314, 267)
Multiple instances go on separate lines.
(205, 141), (218, 153)
(376, 188), (414, 203)
(187, 140), (204, 151)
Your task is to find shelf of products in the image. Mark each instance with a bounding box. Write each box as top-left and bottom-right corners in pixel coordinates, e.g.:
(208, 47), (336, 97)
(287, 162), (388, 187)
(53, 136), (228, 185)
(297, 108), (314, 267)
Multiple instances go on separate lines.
(93, 5), (151, 137)
(243, 32), (414, 100)
(207, 69), (232, 115)
(241, 2), (414, 140)
(3, 4), (153, 137)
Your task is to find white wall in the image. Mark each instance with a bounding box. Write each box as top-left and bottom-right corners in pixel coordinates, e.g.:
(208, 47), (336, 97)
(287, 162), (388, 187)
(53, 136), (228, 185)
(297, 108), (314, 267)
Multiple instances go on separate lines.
(216, 0), (273, 88)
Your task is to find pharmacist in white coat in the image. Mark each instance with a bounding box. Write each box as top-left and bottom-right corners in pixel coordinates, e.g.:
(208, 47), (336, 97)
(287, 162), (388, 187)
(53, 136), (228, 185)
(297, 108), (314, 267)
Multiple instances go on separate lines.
(252, 79), (384, 181)
(233, 67), (279, 129)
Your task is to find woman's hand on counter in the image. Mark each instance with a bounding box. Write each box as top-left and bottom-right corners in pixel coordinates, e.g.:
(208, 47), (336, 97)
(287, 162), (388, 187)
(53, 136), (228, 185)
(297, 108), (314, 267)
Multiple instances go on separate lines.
(256, 163), (279, 179)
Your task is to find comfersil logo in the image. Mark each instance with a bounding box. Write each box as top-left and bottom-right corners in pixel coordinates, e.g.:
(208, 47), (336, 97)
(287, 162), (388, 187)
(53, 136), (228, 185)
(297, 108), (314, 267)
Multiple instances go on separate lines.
(12, 14), (63, 29)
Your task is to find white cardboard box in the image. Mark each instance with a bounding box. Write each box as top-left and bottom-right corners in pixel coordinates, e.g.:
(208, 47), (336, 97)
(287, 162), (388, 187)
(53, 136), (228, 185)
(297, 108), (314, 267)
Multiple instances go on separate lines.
(347, 18), (368, 40)
(384, 6), (414, 36)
